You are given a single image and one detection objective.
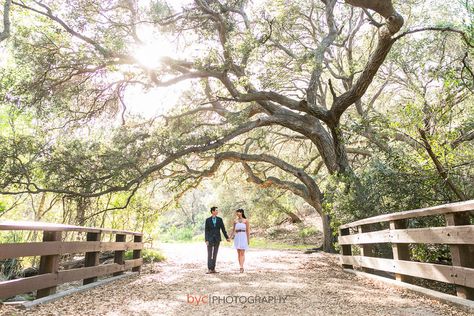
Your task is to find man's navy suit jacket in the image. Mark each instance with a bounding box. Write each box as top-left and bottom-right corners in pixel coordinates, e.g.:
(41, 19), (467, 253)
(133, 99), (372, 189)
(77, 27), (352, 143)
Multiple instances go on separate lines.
(205, 216), (229, 244)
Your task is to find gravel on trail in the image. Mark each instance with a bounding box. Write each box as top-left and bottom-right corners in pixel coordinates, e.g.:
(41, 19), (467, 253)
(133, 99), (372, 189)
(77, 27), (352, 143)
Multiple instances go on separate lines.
(0, 242), (470, 316)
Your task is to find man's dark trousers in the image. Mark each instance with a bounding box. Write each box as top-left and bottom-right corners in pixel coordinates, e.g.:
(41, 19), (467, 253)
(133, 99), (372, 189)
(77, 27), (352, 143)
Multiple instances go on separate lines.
(207, 241), (219, 271)
(205, 216), (229, 271)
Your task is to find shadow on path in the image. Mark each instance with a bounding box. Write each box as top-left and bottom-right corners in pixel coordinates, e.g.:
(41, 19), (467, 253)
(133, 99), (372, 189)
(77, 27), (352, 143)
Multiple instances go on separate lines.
(6, 243), (469, 316)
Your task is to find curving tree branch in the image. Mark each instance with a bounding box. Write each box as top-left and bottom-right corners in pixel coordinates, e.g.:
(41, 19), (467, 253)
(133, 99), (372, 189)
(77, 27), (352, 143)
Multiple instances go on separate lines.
(393, 26), (474, 47)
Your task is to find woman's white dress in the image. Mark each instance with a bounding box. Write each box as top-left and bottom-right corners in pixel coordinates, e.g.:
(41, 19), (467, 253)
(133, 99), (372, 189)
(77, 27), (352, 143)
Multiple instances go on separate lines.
(234, 222), (249, 250)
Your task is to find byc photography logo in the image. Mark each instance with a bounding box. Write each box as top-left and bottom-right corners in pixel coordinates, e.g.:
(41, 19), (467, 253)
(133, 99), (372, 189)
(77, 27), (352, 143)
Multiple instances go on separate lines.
(186, 294), (289, 306)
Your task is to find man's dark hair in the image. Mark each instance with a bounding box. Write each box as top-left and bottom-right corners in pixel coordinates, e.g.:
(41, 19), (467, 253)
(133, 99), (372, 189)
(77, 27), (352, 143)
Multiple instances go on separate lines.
(210, 206), (218, 213)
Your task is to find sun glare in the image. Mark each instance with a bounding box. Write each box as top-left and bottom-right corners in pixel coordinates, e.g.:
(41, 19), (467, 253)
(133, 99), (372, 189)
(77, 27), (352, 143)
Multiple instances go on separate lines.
(124, 80), (190, 118)
(134, 42), (171, 69)
(124, 24), (190, 117)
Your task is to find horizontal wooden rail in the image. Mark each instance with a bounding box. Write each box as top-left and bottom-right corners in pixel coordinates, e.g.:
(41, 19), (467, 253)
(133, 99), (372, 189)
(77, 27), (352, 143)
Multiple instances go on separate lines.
(340, 200), (474, 229)
(339, 225), (474, 245)
(0, 274), (57, 299)
(0, 221), (144, 301)
(339, 200), (474, 301)
(341, 256), (474, 288)
(0, 259), (143, 299)
(0, 220), (142, 236)
(0, 242), (143, 260)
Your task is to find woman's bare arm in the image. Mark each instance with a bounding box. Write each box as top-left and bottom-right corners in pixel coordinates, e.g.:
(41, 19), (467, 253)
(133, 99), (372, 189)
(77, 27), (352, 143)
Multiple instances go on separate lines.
(246, 220), (250, 242)
(230, 221), (237, 239)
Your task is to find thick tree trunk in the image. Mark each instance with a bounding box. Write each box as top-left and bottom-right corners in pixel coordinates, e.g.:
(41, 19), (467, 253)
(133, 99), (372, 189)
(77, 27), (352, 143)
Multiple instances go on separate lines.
(321, 213), (337, 253)
(329, 124), (351, 175)
(75, 198), (89, 226)
(310, 201), (337, 253)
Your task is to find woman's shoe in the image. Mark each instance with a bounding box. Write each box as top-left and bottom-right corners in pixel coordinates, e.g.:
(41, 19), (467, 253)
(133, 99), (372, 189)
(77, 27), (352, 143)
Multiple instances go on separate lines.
(240, 268), (244, 273)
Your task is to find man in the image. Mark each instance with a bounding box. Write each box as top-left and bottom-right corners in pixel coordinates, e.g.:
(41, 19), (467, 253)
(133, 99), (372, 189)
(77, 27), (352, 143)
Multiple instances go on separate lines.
(205, 206), (230, 274)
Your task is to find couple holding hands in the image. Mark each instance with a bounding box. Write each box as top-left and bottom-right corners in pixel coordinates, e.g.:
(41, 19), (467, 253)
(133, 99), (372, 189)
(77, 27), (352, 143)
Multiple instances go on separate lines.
(204, 206), (249, 274)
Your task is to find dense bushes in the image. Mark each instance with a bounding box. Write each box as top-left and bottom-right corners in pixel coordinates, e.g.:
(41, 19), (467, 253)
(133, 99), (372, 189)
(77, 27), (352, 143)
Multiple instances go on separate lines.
(326, 153), (469, 262)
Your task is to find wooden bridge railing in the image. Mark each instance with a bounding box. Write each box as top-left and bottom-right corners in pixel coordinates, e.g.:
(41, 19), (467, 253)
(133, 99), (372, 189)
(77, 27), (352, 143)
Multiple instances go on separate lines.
(0, 221), (143, 300)
(339, 200), (474, 300)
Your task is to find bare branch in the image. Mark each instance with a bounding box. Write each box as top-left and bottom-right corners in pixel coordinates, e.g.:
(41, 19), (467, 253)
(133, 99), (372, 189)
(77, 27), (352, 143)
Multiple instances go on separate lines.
(83, 184), (140, 221)
(393, 26), (474, 47)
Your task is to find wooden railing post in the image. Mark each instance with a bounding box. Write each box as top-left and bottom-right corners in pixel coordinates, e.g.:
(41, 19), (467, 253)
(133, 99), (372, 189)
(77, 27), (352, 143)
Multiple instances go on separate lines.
(37, 230), (61, 299)
(83, 232), (101, 285)
(389, 219), (412, 283)
(445, 212), (474, 300)
(113, 234), (126, 276)
(358, 224), (374, 273)
(340, 227), (353, 269)
(132, 235), (142, 273)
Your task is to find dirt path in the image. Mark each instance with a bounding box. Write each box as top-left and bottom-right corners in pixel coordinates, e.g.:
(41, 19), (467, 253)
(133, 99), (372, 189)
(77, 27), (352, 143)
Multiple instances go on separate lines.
(1, 243), (469, 316)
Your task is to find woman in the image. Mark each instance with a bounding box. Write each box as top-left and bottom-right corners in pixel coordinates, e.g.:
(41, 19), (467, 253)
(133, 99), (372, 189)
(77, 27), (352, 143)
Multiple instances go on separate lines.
(230, 208), (250, 273)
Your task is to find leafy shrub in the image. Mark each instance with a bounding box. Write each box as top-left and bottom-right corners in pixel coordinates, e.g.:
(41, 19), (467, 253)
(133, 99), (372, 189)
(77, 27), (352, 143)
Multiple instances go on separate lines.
(125, 249), (165, 263)
(410, 244), (451, 264)
(298, 227), (318, 238)
(0, 258), (22, 280)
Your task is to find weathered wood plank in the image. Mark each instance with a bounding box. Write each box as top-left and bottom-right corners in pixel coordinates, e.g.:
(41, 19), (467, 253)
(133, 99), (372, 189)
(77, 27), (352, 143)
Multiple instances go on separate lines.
(0, 274), (57, 299)
(125, 258), (143, 270)
(58, 264), (124, 283)
(339, 230), (390, 245)
(57, 259), (143, 284)
(0, 241), (142, 259)
(61, 241), (101, 253)
(341, 256), (474, 288)
(0, 220), (143, 236)
(100, 242), (143, 252)
(338, 225), (474, 245)
(341, 256), (451, 283)
(0, 241), (99, 259)
(0, 242), (61, 259)
(340, 200), (474, 229)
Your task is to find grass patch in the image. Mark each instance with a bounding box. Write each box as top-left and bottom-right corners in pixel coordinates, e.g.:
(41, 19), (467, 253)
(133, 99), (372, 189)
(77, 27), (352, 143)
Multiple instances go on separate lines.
(125, 249), (166, 263)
